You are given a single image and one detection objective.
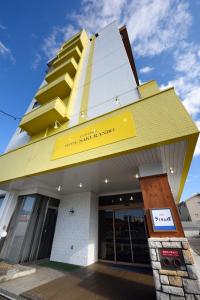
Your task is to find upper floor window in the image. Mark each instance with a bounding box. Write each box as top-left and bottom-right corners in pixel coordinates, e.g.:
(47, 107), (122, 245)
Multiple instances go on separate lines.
(0, 195), (5, 208)
(32, 101), (40, 109)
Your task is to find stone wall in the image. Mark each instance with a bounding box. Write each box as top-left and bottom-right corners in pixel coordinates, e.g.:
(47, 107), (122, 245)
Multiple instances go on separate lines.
(148, 237), (200, 299)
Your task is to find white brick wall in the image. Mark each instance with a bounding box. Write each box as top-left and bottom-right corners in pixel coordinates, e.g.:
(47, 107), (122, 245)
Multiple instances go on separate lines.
(50, 192), (99, 266)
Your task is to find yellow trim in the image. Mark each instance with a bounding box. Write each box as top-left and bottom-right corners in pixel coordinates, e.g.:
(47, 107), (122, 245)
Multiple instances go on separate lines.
(176, 134), (198, 203)
(78, 37), (95, 123)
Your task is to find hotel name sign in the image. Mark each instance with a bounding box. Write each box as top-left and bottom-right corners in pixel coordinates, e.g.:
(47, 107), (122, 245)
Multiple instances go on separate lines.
(52, 111), (136, 160)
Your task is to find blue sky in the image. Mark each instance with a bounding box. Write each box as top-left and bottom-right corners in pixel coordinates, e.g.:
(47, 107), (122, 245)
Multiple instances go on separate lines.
(0, 0), (199, 201)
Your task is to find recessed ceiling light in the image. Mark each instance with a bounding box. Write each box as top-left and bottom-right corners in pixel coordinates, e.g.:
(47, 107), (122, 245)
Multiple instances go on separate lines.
(79, 182), (83, 188)
(170, 167), (174, 174)
(135, 174), (139, 179)
(57, 185), (62, 192)
(104, 178), (109, 184)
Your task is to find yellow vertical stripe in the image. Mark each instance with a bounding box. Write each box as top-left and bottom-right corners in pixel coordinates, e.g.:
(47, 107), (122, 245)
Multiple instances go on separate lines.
(79, 37), (95, 123)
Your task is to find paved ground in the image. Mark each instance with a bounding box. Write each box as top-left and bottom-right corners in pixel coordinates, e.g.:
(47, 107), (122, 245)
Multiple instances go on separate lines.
(188, 236), (200, 255)
(0, 266), (64, 297)
(21, 262), (155, 300)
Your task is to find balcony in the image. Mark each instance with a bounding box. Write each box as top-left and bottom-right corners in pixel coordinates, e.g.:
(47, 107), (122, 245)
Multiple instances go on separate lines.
(62, 31), (81, 50)
(58, 39), (83, 58)
(58, 30), (88, 58)
(19, 97), (69, 136)
(35, 73), (73, 105)
(46, 58), (78, 83)
(53, 46), (81, 68)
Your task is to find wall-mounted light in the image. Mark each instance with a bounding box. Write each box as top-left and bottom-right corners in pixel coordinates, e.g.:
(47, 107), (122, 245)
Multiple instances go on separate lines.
(79, 183), (83, 188)
(170, 167), (174, 174)
(54, 120), (61, 129)
(115, 96), (120, 105)
(80, 111), (85, 118)
(57, 185), (62, 192)
(104, 178), (109, 184)
(130, 196), (133, 201)
(135, 174), (139, 179)
(0, 226), (7, 239)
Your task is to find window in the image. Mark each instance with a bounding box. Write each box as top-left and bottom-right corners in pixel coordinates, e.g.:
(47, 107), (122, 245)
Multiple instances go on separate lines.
(0, 195), (5, 208)
(32, 101), (40, 109)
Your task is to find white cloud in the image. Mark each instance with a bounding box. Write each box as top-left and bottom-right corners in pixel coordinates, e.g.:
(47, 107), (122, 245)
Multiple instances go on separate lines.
(0, 41), (15, 63)
(182, 87), (200, 118)
(140, 66), (154, 74)
(126, 1), (191, 56)
(0, 24), (15, 63)
(194, 120), (200, 156)
(42, 24), (77, 59)
(160, 41), (200, 120)
(41, 0), (192, 59)
(31, 53), (41, 70)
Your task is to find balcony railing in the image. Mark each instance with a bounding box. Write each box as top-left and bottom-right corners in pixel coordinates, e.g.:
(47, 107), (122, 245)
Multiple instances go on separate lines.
(53, 46), (81, 68)
(35, 73), (73, 105)
(46, 58), (78, 83)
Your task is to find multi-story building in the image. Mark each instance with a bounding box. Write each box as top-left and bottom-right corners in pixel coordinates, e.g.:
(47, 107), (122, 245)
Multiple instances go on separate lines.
(0, 22), (199, 299)
(178, 193), (200, 222)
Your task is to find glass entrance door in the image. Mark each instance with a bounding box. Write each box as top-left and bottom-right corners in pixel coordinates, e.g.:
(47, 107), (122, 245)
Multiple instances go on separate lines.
(99, 208), (150, 264)
(0, 194), (59, 264)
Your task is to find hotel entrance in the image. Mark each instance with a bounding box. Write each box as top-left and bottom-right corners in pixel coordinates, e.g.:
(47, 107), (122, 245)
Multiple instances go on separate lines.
(98, 193), (150, 265)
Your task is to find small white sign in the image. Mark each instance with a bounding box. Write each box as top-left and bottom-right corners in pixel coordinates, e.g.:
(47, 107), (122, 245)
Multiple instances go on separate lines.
(150, 208), (176, 231)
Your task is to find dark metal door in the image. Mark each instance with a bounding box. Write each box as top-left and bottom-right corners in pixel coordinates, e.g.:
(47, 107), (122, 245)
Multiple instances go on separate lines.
(37, 208), (58, 260)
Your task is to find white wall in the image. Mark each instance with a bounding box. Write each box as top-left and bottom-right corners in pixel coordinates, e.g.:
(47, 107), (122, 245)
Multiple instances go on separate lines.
(50, 192), (98, 266)
(87, 22), (139, 118)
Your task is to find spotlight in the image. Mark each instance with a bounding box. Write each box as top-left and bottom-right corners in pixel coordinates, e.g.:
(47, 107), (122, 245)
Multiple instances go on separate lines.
(79, 183), (83, 188)
(104, 178), (109, 184)
(57, 185), (62, 192)
(54, 120), (61, 129)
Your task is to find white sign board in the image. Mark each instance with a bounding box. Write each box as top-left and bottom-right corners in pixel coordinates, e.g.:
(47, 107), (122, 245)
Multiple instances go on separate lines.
(150, 208), (176, 231)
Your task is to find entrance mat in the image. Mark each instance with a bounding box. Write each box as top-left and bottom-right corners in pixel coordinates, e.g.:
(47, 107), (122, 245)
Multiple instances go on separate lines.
(106, 263), (153, 274)
(36, 261), (81, 273)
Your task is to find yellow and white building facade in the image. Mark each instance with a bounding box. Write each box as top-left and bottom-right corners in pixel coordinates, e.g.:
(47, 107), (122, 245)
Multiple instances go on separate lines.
(0, 22), (199, 298)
